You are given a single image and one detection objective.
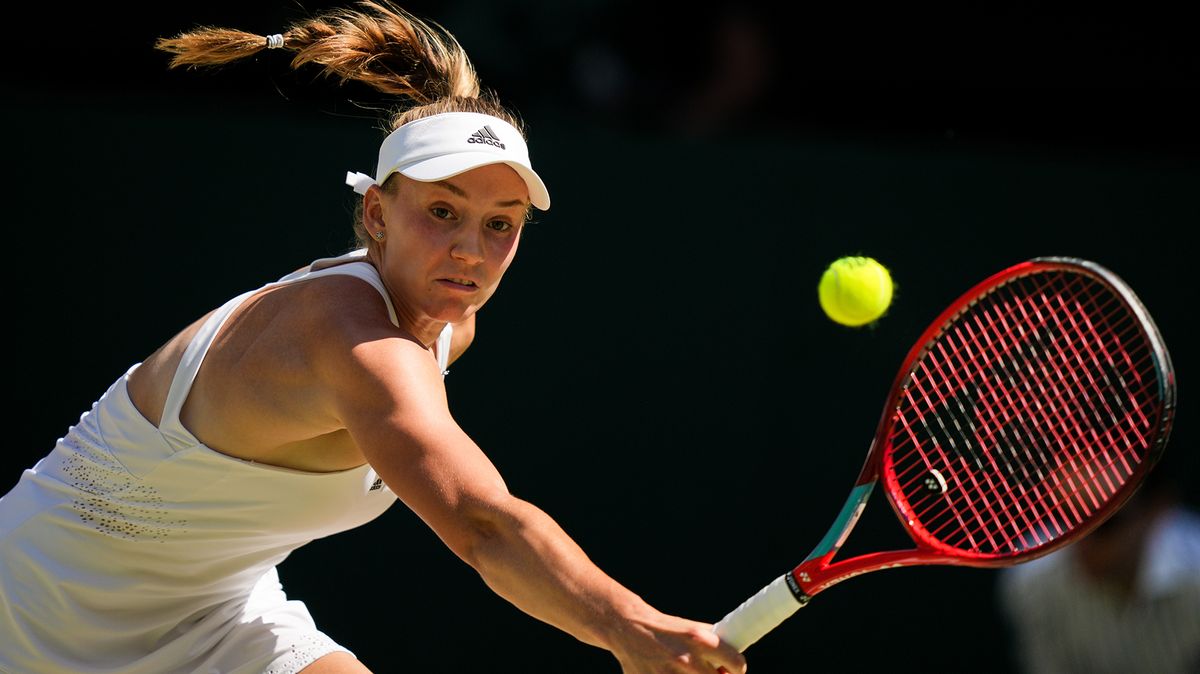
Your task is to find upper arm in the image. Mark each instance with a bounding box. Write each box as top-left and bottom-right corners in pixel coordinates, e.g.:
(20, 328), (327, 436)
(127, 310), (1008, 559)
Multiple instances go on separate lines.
(312, 304), (507, 563)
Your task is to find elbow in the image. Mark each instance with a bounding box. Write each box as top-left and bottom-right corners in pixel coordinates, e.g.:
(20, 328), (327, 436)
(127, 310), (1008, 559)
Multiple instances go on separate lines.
(449, 491), (528, 571)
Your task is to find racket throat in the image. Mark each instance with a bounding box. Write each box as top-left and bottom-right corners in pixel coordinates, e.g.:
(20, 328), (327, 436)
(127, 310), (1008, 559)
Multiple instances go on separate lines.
(800, 550), (929, 595)
(793, 481), (917, 597)
(803, 482), (875, 563)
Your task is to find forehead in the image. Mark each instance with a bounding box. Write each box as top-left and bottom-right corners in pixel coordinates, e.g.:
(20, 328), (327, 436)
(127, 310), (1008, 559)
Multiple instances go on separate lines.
(398, 165), (530, 207)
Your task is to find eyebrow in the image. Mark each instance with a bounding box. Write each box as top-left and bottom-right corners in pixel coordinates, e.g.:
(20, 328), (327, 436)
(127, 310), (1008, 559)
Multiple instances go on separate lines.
(434, 179), (528, 209)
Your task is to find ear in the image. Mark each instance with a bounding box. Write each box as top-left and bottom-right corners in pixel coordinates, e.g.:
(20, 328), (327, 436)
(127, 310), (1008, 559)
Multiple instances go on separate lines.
(363, 185), (386, 235)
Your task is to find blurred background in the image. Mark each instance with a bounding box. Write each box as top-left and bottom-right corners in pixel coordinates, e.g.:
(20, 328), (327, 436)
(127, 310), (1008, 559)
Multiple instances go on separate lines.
(7, 2), (1198, 672)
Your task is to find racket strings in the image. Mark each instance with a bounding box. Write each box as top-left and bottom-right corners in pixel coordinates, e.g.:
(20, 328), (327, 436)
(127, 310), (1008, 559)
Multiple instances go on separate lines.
(932, 286), (1152, 528)
(885, 270), (1165, 557)
(979, 274), (1156, 530)
(925, 279), (1149, 549)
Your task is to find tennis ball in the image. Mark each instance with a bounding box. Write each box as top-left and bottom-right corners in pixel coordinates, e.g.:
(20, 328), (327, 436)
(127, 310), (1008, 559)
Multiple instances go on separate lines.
(818, 256), (894, 327)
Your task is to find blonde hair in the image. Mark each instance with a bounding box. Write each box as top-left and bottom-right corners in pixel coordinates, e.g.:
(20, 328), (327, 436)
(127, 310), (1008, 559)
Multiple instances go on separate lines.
(155, 1), (526, 250)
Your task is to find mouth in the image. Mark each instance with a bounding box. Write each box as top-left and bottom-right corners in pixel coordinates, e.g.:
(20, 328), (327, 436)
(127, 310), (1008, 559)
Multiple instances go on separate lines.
(438, 277), (479, 290)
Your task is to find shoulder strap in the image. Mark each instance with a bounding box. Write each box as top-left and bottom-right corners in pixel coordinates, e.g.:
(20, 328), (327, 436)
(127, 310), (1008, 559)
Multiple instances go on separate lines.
(156, 284), (263, 451)
(435, 322), (452, 375)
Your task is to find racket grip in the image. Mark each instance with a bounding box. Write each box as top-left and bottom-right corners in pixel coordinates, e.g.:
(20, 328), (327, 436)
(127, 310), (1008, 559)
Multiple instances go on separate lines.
(713, 573), (805, 652)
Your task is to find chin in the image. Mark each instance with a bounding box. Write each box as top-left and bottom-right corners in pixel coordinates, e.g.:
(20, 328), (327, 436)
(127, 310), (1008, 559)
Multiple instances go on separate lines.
(429, 304), (478, 324)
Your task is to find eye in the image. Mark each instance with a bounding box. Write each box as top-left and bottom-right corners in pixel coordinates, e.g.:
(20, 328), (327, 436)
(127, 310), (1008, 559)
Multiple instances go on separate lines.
(487, 219), (515, 233)
(431, 206), (454, 220)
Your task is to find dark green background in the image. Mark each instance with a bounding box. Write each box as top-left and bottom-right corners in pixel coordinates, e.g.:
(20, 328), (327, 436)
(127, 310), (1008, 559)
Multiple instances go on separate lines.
(7, 3), (1197, 672)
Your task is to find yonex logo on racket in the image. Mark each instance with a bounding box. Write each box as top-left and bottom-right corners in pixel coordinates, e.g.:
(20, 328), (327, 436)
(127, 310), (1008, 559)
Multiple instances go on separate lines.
(467, 126), (505, 149)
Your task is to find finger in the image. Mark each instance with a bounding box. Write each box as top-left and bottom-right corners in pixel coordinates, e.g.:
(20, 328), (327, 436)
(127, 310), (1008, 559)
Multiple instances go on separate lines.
(671, 654), (730, 674)
(703, 656), (746, 674)
(702, 639), (747, 674)
(680, 622), (746, 674)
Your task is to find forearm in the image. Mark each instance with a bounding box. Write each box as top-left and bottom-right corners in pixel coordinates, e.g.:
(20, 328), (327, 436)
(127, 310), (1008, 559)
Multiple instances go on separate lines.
(463, 495), (651, 651)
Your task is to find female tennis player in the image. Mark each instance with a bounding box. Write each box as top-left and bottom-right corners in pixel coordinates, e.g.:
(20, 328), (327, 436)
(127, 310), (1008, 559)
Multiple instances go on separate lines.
(0, 3), (747, 673)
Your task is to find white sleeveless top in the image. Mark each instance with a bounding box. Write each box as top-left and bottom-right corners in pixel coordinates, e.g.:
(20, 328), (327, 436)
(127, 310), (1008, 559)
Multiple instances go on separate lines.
(0, 249), (451, 673)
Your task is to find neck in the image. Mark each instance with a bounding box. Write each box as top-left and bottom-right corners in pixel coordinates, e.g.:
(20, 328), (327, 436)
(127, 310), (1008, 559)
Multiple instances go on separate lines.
(364, 248), (448, 349)
(397, 308), (449, 349)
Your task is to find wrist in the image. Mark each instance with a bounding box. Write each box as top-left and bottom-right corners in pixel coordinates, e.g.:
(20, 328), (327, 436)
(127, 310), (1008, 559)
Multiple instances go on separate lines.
(590, 593), (659, 652)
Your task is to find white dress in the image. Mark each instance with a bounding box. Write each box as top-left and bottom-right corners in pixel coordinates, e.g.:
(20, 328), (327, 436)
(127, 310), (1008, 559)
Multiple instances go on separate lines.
(0, 250), (451, 673)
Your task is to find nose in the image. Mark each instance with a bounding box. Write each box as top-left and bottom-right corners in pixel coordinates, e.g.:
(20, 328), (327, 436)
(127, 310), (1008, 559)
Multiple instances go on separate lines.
(450, 224), (485, 265)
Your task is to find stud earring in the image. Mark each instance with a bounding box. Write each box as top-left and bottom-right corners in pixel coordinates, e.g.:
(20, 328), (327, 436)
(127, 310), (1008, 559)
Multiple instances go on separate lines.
(373, 231), (385, 241)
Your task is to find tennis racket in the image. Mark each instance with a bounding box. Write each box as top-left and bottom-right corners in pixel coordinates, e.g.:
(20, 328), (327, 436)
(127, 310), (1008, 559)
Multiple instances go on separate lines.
(714, 257), (1176, 651)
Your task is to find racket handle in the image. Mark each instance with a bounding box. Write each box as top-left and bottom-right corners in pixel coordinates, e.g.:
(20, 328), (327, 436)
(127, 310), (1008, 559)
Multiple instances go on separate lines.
(713, 573), (806, 652)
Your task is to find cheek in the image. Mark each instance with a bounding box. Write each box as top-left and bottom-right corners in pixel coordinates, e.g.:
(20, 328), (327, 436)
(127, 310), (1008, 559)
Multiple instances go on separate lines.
(491, 234), (521, 271)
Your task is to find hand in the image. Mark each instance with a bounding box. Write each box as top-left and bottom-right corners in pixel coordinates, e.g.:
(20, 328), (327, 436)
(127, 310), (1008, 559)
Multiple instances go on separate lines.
(608, 609), (747, 674)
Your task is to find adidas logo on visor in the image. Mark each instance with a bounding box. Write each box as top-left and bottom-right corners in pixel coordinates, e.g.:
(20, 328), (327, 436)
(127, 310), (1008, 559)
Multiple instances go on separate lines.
(467, 125), (506, 150)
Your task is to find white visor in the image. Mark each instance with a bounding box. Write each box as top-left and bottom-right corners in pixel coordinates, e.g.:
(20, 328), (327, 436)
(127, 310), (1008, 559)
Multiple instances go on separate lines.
(345, 111), (550, 210)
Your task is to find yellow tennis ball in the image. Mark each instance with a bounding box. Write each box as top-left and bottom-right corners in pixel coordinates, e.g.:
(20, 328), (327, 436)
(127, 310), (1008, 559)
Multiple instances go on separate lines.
(818, 256), (894, 327)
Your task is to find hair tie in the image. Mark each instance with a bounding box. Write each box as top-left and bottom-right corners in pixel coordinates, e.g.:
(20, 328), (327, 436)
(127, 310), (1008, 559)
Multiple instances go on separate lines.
(265, 34), (285, 49)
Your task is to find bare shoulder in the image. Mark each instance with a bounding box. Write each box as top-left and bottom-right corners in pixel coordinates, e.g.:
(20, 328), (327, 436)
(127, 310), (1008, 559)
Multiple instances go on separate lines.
(295, 272), (421, 357)
(297, 274), (445, 411)
(291, 271), (391, 326)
